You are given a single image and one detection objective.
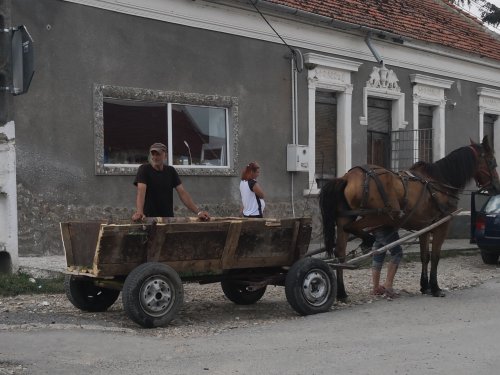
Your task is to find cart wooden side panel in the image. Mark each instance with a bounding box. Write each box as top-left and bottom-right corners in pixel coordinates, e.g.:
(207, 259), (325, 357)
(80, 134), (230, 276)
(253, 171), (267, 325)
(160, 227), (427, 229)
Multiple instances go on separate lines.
(62, 217), (312, 278)
(61, 221), (106, 272)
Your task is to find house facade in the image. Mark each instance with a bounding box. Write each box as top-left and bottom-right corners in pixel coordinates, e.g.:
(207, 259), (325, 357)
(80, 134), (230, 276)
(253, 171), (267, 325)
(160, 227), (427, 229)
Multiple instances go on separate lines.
(2, 0), (500, 267)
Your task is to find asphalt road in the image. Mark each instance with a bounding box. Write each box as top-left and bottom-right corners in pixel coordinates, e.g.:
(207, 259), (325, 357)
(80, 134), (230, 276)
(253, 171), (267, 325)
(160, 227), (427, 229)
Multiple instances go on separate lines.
(2, 277), (500, 375)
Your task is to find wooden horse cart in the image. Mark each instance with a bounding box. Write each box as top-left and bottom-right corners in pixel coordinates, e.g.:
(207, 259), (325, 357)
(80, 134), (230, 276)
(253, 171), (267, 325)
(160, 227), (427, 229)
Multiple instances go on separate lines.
(61, 217), (338, 328)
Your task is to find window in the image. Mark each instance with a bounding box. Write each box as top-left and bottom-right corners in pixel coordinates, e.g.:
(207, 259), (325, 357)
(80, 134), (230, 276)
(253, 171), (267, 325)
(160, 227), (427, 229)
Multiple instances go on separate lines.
(367, 98), (391, 168)
(417, 105), (433, 163)
(94, 84), (239, 176)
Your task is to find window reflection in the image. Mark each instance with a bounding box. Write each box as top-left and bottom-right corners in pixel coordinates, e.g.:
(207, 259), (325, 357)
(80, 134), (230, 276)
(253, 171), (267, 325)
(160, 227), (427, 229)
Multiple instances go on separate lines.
(103, 99), (228, 167)
(172, 105), (227, 167)
(485, 196), (500, 214)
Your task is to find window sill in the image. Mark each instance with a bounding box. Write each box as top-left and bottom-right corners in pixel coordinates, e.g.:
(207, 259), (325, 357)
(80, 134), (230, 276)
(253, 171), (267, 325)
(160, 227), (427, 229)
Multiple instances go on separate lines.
(96, 163), (237, 176)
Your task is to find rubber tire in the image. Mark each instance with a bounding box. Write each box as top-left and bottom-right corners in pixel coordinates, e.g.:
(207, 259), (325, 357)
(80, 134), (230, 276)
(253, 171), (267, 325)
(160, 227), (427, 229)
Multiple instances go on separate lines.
(480, 249), (499, 265)
(285, 258), (336, 316)
(64, 275), (120, 312)
(122, 262), (183, 328)
(221, 280), (267, 305)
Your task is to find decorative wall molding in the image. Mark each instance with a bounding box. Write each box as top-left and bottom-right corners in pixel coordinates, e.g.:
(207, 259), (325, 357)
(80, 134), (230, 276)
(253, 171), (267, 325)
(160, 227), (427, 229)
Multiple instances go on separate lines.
(360, 66), (407, 130)
(478, 87), (500, 114)
(93, 84), (239, 176)
(410, 74), (455, 89)
(366, 65), (400, 92)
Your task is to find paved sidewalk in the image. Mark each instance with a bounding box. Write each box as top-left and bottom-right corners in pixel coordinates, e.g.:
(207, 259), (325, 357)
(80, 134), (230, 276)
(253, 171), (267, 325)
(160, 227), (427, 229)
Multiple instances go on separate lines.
(18, 256), (67, 278)
(17, 238), (479, 278)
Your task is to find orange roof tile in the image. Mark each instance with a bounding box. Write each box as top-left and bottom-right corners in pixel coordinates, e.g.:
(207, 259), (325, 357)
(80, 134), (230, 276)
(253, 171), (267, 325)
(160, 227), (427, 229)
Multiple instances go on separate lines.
(265, 0), (500, 62)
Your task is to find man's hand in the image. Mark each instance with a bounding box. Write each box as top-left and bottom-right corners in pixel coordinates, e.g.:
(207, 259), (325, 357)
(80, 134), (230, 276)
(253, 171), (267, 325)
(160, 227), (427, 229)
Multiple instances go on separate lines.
(132, 211), (146, 221)
(197, 210), (210, 221)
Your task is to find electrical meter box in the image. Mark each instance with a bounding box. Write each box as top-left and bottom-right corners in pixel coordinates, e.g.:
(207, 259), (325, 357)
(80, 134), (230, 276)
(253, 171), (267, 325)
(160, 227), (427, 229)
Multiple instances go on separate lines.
(287, 144), (309, 172)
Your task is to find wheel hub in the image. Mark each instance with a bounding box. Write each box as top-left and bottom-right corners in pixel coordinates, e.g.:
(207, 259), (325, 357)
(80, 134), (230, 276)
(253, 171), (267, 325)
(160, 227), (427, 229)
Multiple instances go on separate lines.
(302, 269), (329, 306)
(140, 276), (174, 317)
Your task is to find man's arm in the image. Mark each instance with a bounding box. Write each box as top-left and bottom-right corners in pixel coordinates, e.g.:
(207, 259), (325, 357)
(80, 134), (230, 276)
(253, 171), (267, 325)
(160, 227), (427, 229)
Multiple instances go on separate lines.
(175, 184), (210, 220)
(132, 182), (147, 221)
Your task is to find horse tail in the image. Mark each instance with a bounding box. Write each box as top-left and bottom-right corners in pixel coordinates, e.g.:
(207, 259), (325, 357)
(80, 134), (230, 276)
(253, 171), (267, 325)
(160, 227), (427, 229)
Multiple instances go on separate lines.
(319, 178), (347, 257)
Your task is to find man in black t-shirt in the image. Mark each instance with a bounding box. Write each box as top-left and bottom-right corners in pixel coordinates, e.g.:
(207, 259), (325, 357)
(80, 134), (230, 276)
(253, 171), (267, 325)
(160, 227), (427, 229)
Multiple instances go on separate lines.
(132, 142), (210, 221)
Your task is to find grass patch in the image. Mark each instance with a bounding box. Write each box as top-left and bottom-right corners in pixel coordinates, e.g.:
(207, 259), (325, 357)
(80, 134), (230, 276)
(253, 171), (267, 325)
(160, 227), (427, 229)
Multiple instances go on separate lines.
(0, 272), (65, 296)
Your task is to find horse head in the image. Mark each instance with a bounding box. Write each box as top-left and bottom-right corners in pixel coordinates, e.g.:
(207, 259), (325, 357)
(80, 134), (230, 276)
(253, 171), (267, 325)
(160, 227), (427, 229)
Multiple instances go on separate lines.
(471, 135), (500, 195)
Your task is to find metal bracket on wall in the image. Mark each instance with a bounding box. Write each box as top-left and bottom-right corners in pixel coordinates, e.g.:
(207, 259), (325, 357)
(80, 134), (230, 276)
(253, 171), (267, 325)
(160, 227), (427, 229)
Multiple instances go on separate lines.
(0, 25), (35, 95)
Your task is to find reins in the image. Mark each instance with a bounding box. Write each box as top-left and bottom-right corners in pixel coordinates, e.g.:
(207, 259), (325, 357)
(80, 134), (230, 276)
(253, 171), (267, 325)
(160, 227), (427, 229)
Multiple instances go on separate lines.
(469, 144), (498, 191)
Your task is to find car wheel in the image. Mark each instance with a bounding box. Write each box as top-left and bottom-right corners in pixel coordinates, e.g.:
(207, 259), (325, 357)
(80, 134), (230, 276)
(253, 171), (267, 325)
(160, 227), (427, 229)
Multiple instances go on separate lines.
(122, 262), (183, 328)
(64, 275), (120, 312)
(221, 280), (266, 305)
(480, 249), (499, 265)
(285, 258), (336, 315)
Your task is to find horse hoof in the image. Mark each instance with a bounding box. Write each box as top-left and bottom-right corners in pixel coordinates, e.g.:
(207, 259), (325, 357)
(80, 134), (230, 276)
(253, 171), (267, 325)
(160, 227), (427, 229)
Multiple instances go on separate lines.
(337, 296), (350, 304)
(420, 288), (432, 295)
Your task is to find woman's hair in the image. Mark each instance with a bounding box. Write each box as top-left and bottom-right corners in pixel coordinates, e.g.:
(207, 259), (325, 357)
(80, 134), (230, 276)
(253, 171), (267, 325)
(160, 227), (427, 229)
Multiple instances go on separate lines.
(241, 161), (260, 180)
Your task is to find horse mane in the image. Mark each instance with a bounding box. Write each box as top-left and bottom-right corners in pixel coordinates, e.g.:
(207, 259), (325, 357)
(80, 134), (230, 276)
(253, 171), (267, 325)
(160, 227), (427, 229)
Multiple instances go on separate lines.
(409, 145), (477, 189)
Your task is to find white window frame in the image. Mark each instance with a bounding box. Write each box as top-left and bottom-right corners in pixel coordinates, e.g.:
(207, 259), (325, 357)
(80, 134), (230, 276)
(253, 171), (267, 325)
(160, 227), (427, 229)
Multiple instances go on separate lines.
(478, 87), (500, 153)
(410, 74), (454, 162)
(360, 65), (408, 171)
(304, 53), (362, 195)
(94, 84), (239, 176)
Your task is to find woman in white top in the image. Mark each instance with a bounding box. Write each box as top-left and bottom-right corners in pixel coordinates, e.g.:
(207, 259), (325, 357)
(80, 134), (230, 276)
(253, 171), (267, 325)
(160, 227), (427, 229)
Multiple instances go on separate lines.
(240, 161), (265, 218)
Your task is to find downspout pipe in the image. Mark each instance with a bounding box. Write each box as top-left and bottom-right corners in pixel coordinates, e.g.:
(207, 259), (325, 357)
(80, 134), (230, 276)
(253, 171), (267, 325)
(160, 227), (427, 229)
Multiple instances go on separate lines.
(365, 32), (383, 64)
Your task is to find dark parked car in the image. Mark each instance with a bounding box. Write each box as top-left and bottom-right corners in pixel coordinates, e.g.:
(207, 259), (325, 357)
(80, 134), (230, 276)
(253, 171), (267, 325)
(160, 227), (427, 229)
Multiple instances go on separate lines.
(472, 192), (500, 265)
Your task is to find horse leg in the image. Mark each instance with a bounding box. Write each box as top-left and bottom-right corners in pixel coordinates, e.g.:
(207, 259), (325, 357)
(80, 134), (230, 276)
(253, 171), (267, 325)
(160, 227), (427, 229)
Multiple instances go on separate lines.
(429, 225), (449, 297)
(335, 219), (350, 302)
(419, 232), (431, 294)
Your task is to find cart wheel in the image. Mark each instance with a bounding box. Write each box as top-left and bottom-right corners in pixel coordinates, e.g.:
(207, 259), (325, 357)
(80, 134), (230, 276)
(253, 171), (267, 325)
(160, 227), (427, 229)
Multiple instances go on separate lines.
(122, 262), (183, 328)
(64, 275), (120, 312)
(221, 280), (267, 305)
(285, 258), (336, 316)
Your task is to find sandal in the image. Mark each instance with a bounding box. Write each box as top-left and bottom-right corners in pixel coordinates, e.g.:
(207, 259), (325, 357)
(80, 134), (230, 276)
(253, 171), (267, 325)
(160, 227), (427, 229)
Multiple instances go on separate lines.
(383, 288), (400, 299)
(371, 286), (386, 296)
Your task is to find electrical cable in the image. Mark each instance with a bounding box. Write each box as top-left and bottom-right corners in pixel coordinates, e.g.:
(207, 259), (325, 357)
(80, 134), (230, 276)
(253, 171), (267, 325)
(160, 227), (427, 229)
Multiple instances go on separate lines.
(249, 0), (302, 68)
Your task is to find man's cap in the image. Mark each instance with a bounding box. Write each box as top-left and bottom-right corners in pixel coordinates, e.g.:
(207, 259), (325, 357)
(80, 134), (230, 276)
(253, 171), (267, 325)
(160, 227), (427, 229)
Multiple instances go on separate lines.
(149, 142), (167, 153)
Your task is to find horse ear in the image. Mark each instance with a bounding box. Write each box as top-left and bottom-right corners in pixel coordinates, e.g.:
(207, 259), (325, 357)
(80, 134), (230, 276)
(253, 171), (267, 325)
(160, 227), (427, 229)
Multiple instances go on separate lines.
(482, 135), (492, 152)
(470, 137), (477, 145)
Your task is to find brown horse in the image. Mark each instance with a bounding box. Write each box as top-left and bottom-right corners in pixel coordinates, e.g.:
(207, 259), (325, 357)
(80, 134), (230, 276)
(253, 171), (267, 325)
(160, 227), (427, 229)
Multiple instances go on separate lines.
(319, 136), (500, 301)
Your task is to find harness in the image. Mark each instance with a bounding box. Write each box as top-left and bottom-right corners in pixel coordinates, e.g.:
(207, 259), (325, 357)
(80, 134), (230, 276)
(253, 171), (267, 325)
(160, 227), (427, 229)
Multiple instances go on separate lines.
(340, 165), (403, 218)
(340, 165), (459, 225)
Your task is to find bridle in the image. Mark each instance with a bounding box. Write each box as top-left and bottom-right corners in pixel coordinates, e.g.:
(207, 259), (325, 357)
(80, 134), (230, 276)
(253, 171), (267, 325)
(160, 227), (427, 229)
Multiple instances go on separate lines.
(469, 145), (499, 192)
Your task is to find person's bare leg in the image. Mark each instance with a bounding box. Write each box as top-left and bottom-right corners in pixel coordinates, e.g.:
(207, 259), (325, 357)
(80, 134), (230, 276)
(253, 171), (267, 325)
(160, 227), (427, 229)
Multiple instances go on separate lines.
(384, 262), (397, 289)
(372, 268), (384, 294)
(383, 262), (399, 297)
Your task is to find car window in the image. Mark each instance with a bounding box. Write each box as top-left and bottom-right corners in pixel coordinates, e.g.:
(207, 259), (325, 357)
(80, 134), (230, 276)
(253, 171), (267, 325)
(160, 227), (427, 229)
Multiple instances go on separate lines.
(483, 195), (500, 214)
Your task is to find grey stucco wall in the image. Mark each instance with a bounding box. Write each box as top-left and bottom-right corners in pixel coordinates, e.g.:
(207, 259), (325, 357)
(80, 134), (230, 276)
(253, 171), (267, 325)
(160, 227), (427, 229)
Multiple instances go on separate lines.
(12, 0), (313, 255)
(12, 0), (493, 255)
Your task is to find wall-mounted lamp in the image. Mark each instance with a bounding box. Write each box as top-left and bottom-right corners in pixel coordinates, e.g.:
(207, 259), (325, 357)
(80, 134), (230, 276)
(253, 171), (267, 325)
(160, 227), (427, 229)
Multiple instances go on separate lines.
(445, 98), (456, 109)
